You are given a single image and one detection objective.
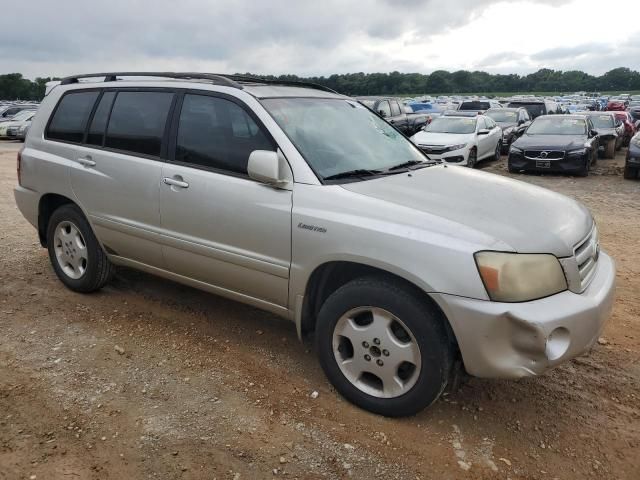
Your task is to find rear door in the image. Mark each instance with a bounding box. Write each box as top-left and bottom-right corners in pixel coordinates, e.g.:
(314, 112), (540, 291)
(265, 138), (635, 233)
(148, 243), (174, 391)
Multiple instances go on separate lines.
(158, 92), (292, 308)
(68, 89), (176, 267)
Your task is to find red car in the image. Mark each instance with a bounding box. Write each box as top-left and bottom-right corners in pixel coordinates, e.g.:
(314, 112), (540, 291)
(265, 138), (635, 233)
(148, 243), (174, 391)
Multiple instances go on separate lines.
(612, 111), (638, 146)
(606, 100), (627, 111)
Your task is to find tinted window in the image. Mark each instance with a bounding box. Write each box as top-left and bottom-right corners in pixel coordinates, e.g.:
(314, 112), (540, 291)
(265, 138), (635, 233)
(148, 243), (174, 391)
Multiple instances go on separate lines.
(87, 91), (115, 146)
(105, 91), (174, 157)
(460, 101), (491, 111)
(390, 100), (401, 116)
(377, 101), (391, 117)
(47, 91), (99, 143)
(175, 94), (274, 175)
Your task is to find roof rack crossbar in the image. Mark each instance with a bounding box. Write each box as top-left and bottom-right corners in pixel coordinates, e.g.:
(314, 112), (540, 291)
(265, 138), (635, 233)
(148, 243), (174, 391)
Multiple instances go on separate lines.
(59, 72), (243, 89)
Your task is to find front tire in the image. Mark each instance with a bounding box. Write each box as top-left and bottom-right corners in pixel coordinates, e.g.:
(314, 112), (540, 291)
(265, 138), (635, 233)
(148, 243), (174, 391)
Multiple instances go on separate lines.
(605, 139), (616, 159)
(315, 276), (453, 417)
(466, 148), (477, 168)
(46, 204), (114, 293)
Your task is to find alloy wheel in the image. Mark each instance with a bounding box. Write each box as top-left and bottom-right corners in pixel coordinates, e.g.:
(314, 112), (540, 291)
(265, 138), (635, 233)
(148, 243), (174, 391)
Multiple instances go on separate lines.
(53, 221), (88, 280)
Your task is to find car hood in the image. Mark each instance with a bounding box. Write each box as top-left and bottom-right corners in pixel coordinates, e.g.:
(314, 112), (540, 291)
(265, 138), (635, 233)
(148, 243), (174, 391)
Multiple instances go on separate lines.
(341, 166), (592, 257)
(513, 134), (588, 150)
(410, 131), (474, 146)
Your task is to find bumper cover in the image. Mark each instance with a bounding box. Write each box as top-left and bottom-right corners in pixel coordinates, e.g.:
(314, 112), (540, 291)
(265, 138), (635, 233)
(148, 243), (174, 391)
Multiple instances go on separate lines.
(432, 252), (616, 378)
(508, 153), (587, 174)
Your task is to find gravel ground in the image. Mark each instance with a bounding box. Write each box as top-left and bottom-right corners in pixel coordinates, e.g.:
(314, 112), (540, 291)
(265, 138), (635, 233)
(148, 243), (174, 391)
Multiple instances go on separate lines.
(1, 140), (639, 480)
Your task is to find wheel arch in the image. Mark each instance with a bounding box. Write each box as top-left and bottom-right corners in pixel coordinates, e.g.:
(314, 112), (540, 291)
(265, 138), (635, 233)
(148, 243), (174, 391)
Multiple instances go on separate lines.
(38, 193), (76, 247)
(299, 261), (459, 354)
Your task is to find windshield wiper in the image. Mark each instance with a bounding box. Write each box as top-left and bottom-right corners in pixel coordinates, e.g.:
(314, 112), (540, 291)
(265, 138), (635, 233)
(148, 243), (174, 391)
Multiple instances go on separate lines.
(323, 169), (383, 181)
(387, 160), (438, 171)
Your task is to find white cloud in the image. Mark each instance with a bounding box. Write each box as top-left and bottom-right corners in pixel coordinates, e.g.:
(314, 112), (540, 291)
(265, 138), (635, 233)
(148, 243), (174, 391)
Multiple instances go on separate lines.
(1, 0), (638, 78)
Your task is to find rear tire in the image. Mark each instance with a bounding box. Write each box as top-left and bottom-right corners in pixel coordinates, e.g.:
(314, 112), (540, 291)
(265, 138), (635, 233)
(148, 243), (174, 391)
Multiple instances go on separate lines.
(46, 204), (114, 293)
(315, 276), (453, 417)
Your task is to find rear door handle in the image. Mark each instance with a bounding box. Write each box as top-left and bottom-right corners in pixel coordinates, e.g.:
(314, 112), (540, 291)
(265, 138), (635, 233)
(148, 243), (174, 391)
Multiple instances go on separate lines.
(77, 156), (96, 167)
(163, 177), (189, 188)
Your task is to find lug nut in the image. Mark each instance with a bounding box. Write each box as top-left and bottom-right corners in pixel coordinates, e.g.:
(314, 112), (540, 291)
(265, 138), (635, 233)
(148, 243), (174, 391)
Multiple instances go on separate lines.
(373, 338), (380, 345)
(382, 349), (389, 356)
(364, 354), (371, 361)
(376, 359), (384, 366)
(362, 341), (369, 348)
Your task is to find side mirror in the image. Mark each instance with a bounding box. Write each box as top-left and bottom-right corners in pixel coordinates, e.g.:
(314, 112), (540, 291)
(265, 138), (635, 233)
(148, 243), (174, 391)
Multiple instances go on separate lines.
(477, 129), (490, 135)
(247, 150), (290, 187)
(517, 119), (524, 126)
(590, 129), (599, 137)
(378, 110), (387, 118)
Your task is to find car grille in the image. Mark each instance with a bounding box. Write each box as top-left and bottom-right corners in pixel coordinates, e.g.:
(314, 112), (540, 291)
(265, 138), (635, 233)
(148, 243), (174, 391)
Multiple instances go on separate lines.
(524, 150), (565, 160)
(7, 127), (18, 136)
(574, 226), (599, 290)
(561, 226), (600, 293)
(418, 145), (447, 154)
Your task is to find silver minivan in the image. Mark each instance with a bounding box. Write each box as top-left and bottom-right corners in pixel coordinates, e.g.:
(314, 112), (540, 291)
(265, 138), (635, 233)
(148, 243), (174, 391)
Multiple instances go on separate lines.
(15, 73), (616, 416)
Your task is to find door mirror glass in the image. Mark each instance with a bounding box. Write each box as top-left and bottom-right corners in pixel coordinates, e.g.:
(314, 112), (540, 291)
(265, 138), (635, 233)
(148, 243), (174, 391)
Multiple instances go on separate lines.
(248, 150), (288, 186)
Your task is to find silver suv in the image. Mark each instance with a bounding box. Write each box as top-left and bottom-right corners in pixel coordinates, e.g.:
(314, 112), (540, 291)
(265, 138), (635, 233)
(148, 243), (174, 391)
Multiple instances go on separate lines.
(15, 73), (616, 417)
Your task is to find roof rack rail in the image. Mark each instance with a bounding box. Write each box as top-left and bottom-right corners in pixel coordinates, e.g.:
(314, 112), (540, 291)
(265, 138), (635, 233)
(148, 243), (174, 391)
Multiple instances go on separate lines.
(58, 72), (339, 94)
(59, 72), (243, 89)
(225, 75), (338, 94)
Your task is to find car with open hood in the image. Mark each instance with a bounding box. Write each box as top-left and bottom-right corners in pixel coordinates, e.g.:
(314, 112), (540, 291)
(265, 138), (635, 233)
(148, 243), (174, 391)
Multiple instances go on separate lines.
(508, 115), (599, 176)
(14, 72), (615, 417)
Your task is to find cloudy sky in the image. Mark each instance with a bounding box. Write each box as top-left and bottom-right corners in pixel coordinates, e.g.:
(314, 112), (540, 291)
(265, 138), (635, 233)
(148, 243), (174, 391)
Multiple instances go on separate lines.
(3, 0), (640, 79)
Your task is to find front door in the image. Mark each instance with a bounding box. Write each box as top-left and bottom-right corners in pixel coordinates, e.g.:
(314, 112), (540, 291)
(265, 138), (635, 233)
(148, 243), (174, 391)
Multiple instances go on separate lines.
(159, 92), (292, 308)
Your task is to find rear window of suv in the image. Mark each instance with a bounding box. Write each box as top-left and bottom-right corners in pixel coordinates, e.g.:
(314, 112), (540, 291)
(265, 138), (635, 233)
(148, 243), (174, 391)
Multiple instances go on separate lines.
(46, 91), (100, 143)
(459, 101), (490, 111)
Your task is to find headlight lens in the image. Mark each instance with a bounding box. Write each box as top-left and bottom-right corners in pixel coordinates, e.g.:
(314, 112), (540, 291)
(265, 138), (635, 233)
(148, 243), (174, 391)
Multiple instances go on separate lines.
(567, 148), (587, 156)
(443, 143), (467, 153)
(474, 251), (567, 302)
(509, 145), (523, 154)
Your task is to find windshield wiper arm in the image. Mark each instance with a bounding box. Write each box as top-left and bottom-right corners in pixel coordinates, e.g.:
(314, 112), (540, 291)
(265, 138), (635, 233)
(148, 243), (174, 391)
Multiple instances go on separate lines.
(323, 169), (383, 181)
(387, 160), (438, 171)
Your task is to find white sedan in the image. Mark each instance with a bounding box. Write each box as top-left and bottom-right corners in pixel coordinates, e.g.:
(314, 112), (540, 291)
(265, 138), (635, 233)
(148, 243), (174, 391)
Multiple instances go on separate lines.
(410, 114), (503, 167)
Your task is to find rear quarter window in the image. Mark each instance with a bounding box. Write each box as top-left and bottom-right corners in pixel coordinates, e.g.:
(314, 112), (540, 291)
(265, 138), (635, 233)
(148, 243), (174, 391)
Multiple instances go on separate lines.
(46, 91), (100, 143)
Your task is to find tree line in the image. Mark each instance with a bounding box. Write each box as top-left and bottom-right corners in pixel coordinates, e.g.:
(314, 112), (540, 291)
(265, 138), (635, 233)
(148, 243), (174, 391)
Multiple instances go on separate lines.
(2, 68), (640, 100)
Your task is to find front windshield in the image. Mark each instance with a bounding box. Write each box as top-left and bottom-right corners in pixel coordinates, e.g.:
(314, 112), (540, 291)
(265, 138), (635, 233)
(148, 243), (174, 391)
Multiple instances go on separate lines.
(261, 98), (426, 179)
(589, 114), (615, 128)
(424, 117), (476, 134)
(485, 110), (518, 122)
(527, 117), (586, 135)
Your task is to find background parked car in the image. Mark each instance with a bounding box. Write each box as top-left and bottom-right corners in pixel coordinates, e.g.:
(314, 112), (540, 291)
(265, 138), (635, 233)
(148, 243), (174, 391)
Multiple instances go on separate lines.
(484, 107), (531, 153)
(0, 104), (38, 121)
(507, 98), (560, 119)
(508, 115), (598, 176)
(625, 132), (640, 179)
(456, 99), (502, 114)
(357, 96), (430, 136)
(0, 110), (36, 141)
(606, 100), (627, 111)
(612, 111), (638, 146)
(576, 112), (624, 158)
(410, 114), (502, 167)
(628, 100), (640, 122)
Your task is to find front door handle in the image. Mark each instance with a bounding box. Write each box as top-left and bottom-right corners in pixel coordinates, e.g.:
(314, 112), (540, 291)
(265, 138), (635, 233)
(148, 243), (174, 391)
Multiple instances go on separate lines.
(77, 156), (96, 167)
(163, 177), (189, 188)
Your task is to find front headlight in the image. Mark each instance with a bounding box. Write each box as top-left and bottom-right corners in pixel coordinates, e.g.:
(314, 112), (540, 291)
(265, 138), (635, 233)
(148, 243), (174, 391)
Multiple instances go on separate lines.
(443, 143), (467, 153)
(474, 251), (567, 302)
(509, 145), (523, 154)
(567, 148), (587, 156)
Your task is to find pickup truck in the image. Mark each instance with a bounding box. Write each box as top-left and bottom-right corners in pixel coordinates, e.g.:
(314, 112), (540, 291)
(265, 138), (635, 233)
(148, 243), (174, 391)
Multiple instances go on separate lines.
(356, 96), (430, 136)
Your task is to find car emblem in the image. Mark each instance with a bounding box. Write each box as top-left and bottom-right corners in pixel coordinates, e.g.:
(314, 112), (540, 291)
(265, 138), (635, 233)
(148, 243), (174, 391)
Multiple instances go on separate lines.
(540, 151), (549, 159)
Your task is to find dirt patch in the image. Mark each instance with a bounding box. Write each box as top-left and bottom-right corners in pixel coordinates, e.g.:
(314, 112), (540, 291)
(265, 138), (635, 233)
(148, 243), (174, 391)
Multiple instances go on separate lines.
(1, 141), (639, 479)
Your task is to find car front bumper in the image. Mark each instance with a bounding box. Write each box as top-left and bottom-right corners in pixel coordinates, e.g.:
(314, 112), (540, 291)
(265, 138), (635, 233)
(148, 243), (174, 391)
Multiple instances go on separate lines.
(422, 146), (471, 165)
(431, 252), (616, 378)
(508, 152), (588, 174)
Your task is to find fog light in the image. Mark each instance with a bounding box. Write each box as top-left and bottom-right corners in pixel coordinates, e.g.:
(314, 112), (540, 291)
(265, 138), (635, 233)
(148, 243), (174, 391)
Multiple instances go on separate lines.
(545, 327), (570, 361)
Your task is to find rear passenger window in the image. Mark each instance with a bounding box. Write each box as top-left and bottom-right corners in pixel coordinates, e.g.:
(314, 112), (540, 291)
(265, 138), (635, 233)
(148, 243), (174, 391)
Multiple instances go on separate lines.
(47, 91), (99, 143)
(175, 94), (274, 175)
(87, 91), (115, 146)
(105, 91), (174, 157)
